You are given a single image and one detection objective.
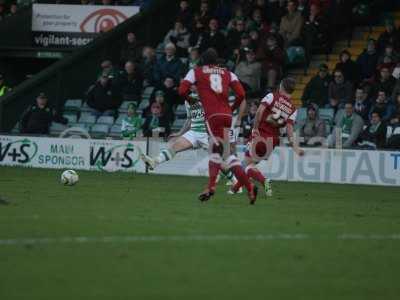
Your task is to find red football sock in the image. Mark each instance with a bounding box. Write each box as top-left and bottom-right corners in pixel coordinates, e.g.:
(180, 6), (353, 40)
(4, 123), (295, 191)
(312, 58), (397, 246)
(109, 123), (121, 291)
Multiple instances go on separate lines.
(230, 165), (253, 192)
(232, 180), (244, 193)
(247, 168), (266, 185)
(208, 160), (221, 192)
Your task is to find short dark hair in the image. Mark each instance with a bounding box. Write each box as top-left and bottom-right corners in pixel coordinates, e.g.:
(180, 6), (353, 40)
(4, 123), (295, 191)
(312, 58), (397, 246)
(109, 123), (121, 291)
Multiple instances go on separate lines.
(281, 77), (296, 94)
(371, 110), (382, 118)
(200, 48), (218, 66)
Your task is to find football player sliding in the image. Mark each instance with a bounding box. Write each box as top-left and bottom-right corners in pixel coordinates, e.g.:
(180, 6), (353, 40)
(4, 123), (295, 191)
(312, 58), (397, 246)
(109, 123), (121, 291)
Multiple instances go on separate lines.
(229, 77), (305, 196)
(140, 88), (245, 193)
(179, 48), (258, 204)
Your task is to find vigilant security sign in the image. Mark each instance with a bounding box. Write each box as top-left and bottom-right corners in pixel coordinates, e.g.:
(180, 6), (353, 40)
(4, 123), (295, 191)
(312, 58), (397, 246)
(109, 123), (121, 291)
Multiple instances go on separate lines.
(0, 135), (145, 172)
(31, 4), (139, 47)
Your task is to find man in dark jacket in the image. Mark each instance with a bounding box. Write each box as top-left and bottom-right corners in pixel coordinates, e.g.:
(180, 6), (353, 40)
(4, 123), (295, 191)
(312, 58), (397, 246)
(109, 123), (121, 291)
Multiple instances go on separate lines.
(153, 42), (184, 88)
(20, 93), (67, 134)
(120, 32), (142, 64)
(328, 69), (354, 108)
(115, 61), (143, 103)
(86, 74), (122, 116)
(358, 111), (387, 149)
(353, 85), (371, 122)
(356, 39), (379, 81)
(199, 18), (227, 57)
(302, 63), (331, 107)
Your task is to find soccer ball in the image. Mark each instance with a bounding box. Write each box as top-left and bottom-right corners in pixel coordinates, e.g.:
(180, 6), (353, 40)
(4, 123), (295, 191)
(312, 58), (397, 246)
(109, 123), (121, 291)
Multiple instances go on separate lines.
(61, 170), (79, 186)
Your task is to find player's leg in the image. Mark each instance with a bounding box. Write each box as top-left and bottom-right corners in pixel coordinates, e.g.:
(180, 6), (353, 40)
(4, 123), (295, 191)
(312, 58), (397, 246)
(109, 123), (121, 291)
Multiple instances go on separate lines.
(141, 134), (194, 170)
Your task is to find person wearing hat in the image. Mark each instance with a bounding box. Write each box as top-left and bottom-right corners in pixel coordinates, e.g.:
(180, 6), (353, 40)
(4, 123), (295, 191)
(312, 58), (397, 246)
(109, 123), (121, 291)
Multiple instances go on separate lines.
(301, 63), (332, 107)
(20, 93), (67, 134)
(0, 74), (11, 97)
(121, 103), (143, 140)
(235, 47), (262, 93)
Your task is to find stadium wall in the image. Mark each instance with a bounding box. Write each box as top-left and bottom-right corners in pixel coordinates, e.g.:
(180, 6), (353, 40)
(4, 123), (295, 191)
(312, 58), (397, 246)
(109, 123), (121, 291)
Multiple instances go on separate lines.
(0, 0), (178, 133)
(0, 135), (399, 187)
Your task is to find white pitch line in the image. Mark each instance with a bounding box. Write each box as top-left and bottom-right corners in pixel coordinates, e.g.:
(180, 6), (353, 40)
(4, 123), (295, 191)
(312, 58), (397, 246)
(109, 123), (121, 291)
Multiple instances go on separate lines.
(0, 234), (400, 246)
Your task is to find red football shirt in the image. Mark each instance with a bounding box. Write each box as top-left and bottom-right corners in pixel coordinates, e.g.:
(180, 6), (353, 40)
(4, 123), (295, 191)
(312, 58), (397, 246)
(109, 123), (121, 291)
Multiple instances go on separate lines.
(179, 65), (245, 120)
(259, 92), (298, 138)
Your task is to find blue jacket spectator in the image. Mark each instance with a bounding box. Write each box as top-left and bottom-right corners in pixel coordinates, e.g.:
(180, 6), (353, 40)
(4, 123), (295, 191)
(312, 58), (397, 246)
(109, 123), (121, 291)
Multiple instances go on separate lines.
(369, 90), (396, 122)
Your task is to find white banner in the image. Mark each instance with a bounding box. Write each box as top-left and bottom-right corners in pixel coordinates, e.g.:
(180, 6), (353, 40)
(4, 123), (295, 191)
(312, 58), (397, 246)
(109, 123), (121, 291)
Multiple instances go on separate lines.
(149, 142), (400, 187)
(1, 135), (399, 186)
(32, 4), (139, 33)
(0, 135), (146, 173)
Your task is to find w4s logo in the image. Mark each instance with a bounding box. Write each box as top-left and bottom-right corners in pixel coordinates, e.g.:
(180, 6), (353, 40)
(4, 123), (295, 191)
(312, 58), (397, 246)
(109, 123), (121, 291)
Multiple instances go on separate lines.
(0, 139), (38, 163)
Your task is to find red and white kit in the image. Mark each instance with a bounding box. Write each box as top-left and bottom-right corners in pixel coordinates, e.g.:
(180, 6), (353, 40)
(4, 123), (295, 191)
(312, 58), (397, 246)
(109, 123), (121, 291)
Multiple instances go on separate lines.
(246, 91), (298, 160)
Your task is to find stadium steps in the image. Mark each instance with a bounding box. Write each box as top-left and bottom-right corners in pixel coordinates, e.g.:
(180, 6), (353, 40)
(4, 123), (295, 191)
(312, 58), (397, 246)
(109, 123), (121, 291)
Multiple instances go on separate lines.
(288, 11), (400, 107)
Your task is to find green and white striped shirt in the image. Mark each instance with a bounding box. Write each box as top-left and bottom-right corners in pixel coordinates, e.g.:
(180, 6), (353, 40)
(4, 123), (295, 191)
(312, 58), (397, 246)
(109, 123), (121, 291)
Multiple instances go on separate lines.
(185, 100), (206, 133)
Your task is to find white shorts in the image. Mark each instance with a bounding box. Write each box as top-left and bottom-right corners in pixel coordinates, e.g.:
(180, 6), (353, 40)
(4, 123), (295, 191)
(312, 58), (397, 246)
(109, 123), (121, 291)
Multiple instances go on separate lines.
(182, 130), (209, 149)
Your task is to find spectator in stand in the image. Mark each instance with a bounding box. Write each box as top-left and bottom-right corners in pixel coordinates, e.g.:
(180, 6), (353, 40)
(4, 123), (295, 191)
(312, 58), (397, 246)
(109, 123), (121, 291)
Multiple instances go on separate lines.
(189, 16), (206, 49)
(279, 0), (304, 47)
(86, 74), (121, 117)
(387, 94), (400, 149)
(378, 44), (399, 67)
(187, 47), (200, 70)
(139, 46), (156, 87)
(120, 32), (142, 65)
(241, 101), (258, 140)
(226, 18), (247, 57)
(227, 6), (247, 31)
(142, 102), (170, 138)
(246, 8), (270, 38)
(7, 3), (17, 17)
(0, 73), (11, 97)
(356, 39), (379, 81)
(267, 0), (287, 24)
(232, 33), (252, 64)
(301, 63), (331, 107)
(20, 93), (67, 135)
(298, 103), (326, 147)
(256, 34), (285, 90)
(153, 42), (184, 88)
(335, 50), (360, 85)
(197, 0), (212, 27)
(377, 19), (399, 54)
(199, 18), (227, 58)
(177, 0), (193, 28)
(391, 93), (400, 125)
(302, 3), (329, 58)
(235, 47), (262, 94)
(369, 90), (396, 123)
(328, 69), (354, 108)
(159, 77), (181, 122)
(330, 102), (364, 149)
(164, 19), (191, 58)
(372, 65), (396, 97)
(357, 111), (387, 149)
(353, 85), (371, 122)
(121, 103), (143, 140)
(325, 97), (340, 116)
(116, 61), (143, 104)
(98, 60), (119, 80)
(0, 3), (5, 21)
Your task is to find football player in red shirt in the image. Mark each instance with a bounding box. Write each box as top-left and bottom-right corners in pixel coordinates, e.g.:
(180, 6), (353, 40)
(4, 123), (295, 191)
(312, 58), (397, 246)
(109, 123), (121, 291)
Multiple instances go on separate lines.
(179, 49), (258, 204)
(230, 77), (305, 196)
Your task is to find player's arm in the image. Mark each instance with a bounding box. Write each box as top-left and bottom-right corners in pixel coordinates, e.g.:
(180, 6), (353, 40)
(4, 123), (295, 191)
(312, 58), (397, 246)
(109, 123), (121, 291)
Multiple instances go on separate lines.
(229, 73), (246, 112)
(178, 69), (195, 99)
(286, 111), (304, 156)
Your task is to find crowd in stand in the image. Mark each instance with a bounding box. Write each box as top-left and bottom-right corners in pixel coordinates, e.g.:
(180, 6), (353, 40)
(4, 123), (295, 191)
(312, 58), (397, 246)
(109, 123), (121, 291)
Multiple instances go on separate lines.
(3, 0), (400, 150)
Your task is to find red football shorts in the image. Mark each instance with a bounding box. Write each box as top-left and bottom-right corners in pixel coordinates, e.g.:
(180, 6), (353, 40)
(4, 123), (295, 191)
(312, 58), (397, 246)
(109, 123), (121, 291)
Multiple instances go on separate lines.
(206, 114), (232, 143)
(245, 134), (279, 161)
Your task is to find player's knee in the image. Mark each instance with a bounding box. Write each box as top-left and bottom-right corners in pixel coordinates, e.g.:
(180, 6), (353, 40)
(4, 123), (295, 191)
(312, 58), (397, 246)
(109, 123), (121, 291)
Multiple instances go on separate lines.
(226, 155), (241, 168)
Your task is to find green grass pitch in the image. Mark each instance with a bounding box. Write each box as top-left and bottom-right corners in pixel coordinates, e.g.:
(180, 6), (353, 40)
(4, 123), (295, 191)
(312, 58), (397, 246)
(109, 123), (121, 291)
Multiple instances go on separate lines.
(0, 166), (400, 299)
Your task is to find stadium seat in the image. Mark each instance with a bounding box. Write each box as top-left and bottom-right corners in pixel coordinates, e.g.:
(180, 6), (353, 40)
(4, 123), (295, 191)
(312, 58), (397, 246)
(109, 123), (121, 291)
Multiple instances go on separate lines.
(175, 104), (187, 119)
(319, 108), (334, 124)
(97, 116), (114, 125)
(115, 114), (127, 125)
(90, 124), (110, 138)
(63, 113), (78, 124)
(142, 86), (155, 100)
(68, 123), (89, 130)
(49, 122), (68, 135)
(109, 124), (122, 137)
(171, 119), (186, 131)
(80, 102), (92, 113)
(138, 99), (150, 111)
(79, 113), (96, 124)
(296, 107), (307, 122)
(64, 99), (82, 112)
